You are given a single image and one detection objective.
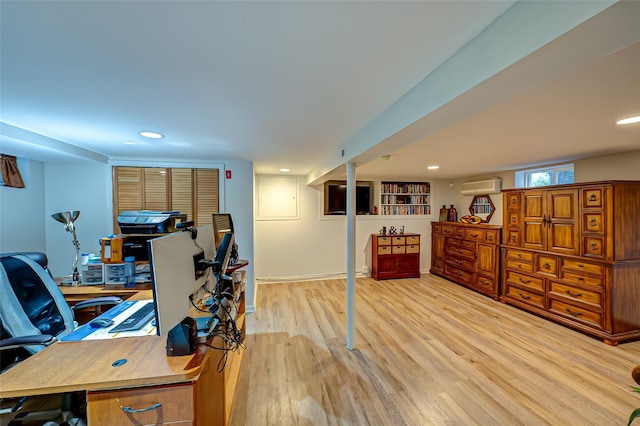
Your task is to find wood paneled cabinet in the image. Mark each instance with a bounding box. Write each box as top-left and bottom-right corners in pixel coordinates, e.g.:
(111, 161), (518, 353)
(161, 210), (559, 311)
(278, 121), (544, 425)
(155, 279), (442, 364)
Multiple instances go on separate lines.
(430, 222), (502, 299)
(501, 181), (640, 345)
(371, 234), (420, 280)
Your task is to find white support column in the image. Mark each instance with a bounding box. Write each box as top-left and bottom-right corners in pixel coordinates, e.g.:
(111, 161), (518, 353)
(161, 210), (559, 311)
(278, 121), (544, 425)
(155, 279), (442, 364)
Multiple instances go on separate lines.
(346, 162), (356, 350)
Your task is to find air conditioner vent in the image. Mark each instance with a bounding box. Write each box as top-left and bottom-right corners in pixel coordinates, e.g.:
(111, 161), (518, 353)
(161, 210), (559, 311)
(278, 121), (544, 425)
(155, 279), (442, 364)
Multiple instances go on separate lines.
(460, 178), (502, 195)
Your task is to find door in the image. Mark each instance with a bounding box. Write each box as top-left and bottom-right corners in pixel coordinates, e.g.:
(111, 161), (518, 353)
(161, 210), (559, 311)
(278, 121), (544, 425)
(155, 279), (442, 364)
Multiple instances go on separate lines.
(547, 189), (579, 255)
(522, 191), (546, 250)
(476, 243), (497, 278)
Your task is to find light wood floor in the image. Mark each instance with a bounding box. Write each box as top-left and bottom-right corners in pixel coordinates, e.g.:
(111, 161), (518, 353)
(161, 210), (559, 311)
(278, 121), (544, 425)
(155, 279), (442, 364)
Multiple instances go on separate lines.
(230, 275), (640, 425)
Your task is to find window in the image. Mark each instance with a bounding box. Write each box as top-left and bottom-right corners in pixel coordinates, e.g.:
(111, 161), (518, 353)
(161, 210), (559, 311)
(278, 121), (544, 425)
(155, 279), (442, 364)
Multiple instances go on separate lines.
(515, 164), (574, 188)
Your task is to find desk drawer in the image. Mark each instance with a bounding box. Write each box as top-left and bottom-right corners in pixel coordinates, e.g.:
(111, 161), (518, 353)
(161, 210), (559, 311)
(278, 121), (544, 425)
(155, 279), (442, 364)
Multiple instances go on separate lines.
(88, 383), (194, 425)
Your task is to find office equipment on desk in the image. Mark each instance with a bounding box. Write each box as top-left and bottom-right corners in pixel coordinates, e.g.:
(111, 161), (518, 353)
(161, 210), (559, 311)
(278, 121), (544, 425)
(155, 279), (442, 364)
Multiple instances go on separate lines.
(148, 224), (216, 336)
(109, 300), (155, 333)
(117, 210), (187, 234)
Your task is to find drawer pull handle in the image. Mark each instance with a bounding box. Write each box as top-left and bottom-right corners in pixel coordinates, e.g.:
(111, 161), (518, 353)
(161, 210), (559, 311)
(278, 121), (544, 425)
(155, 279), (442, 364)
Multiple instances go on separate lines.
(543, 262), (551, 269)
(589, 194), (597, 202)
(565, 308), (583, 317)
(566, 290), (583, 298)
(590, 243), (598, 251)
(517, 254), (522, 258)
(456, 272), (462, 277)
(471, 233), (479, 237)
(456, 260), (463, 265)
(480, 280), (490, 286)
(577, 277), (584, 281)
(590, 218), (597, 226)
(122, 403), (162, 413)
(518, 293), (531, 300)
(511, 235), (516, 242)
(519, 277), (531, 284)
(487, 235), (493, 241)
(577, 264), (584, 268)
(457, 250), (463, 254)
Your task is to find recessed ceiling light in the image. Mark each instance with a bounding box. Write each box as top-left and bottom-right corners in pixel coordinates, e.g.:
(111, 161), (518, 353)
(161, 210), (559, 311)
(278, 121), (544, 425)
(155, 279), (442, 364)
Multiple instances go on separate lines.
(616, 116), (640, 125)
(279, 168), (290, 172)
(124, 141), (136, 145)
(139, 131), (164, 139)
(427, 165), (440, 170)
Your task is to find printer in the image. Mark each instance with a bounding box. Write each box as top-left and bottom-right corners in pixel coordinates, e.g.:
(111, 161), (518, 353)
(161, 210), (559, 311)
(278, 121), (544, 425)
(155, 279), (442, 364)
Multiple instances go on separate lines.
(117, 210), (187, 234)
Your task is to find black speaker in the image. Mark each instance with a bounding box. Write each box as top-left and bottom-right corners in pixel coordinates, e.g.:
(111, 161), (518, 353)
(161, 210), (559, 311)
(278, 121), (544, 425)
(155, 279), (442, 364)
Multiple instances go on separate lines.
(166, 317), (198, 357)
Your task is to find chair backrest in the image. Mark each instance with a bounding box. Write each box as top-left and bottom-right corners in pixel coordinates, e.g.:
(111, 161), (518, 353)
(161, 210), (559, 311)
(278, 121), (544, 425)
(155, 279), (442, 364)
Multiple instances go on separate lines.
(0, 253), (76, 366)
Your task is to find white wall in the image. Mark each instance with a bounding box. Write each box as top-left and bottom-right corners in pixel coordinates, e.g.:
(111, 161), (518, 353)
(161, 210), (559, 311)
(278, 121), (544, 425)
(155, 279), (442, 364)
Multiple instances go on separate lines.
(0, 158), (46, 253)
(254, 175), (450, 282)
(44, 161), (111, 277)
(575, 150), (640, 182)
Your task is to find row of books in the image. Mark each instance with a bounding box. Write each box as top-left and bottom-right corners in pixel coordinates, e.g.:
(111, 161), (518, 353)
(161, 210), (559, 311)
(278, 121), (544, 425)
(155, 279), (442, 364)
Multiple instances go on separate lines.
(380, 205), (431, 215)
(380, 182), (430, 194)
(380, 195), (430, 205)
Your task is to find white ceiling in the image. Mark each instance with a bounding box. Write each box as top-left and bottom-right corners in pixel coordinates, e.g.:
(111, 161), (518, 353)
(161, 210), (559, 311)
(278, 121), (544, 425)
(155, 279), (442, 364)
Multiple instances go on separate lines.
(1, 1), (638, 182)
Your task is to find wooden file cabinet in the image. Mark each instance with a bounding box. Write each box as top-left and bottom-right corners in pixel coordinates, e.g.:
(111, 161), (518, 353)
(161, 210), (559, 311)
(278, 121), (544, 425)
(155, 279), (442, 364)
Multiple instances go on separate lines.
(371, 234), (421, 280)
(430, 222), (502, 299)
(501, 181), (640, 344)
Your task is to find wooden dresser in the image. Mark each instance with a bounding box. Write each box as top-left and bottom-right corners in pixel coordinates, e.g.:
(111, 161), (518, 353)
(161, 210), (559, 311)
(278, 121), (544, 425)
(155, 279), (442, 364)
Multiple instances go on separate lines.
(371, 233), (420, 280)
(501, 181), (640, 345)
(430, 222), (502, 299)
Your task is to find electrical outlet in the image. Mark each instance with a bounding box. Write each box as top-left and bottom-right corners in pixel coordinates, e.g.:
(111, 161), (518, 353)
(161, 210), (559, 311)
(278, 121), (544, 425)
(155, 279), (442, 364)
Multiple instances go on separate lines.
(362, 266), (370, 274)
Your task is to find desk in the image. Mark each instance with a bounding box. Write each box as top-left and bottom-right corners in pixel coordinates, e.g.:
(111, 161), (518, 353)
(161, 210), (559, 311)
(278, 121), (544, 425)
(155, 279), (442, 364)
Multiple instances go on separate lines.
(0, 279), (246, 425)
(58, 283), (152, 323)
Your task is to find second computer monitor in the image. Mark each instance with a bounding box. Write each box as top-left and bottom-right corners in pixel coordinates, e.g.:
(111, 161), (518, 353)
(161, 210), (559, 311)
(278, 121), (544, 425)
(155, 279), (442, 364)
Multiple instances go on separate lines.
(212, 213), (234, 248)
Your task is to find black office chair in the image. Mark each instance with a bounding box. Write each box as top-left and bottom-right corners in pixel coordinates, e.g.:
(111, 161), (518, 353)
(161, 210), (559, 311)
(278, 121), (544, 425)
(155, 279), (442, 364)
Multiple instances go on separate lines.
(0, 252), (122, 425)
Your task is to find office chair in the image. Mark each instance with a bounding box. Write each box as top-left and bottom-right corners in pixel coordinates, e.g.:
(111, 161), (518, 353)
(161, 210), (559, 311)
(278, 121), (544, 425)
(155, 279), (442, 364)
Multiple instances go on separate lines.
(0, 252), (122, 425)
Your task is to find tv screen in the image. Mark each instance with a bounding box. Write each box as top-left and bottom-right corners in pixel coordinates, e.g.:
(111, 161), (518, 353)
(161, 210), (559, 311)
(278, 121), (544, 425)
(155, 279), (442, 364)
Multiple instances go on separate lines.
(324, 181), (372, 215)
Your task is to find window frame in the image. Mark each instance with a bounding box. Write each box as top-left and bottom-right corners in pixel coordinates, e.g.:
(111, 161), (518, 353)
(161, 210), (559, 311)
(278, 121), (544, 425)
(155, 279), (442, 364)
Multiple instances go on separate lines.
(515, 164), (574, 188)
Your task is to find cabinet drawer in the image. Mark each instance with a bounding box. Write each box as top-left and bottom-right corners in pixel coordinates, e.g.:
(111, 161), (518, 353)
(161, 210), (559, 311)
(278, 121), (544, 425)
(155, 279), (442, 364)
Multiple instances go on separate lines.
(446, 244), (475, 259)
(536, 255), (558, 276)
(583, 213), (604, 233)
(505, 271), (544, 293)
(561, 259), (603, 275)
(446, 256), (474, 271)
(406, 244), (420, 254)
(432, 224), (442, 235)
(444, 264), (474, 285)
(582, 237), (604, 258)
(448, 237), (476, 249)
(505, 249), (534, 262)
(560, 271), (604, 288)
(485, 230), (499, 243)
(392, 236), (406, 245)
(377, 236), (392, 246)
(505, 259), (533, 273)
(504, 284), (545, 309)
(507, 193), (521, 209)
(392, 245), (406, 254)
(441, 226), (456, 237)
(431, 259), (444, 273)
(465, 229), (485, 241)
(549, 281), (603, 309)
(406, 235), (420, 245)
(582, 187), (604, 208)
(549, 299), (602, 329)
(377, 246), (392, 255)
(505, 230), (521, 246)
(88, 383), (194, 426)
(475, 276), (496, 291)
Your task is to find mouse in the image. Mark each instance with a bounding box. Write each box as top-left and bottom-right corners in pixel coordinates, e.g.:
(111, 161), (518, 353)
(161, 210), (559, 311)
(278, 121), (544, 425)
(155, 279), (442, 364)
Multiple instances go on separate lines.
(89, 318), (114, 328)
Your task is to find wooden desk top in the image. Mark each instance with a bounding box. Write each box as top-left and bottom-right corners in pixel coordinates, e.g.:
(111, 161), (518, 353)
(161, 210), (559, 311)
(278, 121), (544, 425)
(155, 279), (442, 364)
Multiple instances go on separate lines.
(0, 290), (210, 399)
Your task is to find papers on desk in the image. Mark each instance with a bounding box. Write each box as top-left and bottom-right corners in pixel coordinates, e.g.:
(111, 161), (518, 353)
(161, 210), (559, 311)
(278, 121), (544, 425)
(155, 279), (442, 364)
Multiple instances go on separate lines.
(61, 299), (156, 342)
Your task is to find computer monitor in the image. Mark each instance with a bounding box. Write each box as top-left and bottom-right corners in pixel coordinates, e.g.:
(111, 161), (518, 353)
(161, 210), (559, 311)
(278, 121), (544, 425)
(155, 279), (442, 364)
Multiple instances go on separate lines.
(212, 213), (234, 248)
(147, 224), (215, 335)
(214, 232), (235, 278)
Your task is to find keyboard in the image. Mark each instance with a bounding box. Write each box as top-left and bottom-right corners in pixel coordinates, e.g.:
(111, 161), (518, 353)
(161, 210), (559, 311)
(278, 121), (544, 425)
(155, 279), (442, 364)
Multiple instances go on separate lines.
(109, 301), (155, 333)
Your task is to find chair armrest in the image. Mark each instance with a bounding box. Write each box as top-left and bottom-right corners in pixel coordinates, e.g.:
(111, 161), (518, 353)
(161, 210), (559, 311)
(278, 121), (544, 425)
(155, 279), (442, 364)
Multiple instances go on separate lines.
(72, 296), (123, 310)
(0, 334), (56, 351)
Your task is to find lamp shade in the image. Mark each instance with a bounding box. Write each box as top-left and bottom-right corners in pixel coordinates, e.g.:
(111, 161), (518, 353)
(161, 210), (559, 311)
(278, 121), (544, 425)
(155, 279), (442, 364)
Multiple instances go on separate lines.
(51, 210), (80, 226)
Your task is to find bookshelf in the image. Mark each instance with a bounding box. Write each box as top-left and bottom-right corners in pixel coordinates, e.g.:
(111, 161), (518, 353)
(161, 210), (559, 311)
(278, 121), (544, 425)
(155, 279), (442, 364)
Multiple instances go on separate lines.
(380, 182), (430, 215)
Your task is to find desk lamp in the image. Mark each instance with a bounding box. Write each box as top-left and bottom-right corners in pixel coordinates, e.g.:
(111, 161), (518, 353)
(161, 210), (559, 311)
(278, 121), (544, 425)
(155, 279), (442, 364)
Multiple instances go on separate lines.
(51, 210), (81, 285)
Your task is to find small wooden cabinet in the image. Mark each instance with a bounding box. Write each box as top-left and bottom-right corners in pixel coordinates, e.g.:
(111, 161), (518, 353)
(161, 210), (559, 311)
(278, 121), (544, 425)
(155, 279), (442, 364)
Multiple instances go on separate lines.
(371, 234), (420, 280)
(501, 181), (640, 344)
(431, 222), (502, 299)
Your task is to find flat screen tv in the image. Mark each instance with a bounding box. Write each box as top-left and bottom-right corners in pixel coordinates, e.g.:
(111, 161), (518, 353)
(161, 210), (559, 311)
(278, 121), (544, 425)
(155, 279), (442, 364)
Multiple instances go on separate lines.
(324, 180), (373, 215)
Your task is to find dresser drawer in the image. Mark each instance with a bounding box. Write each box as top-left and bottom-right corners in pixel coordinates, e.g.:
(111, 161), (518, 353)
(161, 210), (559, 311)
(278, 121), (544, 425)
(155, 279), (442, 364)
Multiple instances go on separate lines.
(535, 255), (558, 277)
(446, 256), (475, 271)
(485, 230), (500, 243)
(505, 249), (534, 262)
(465, 229), (484, 241)
(444, 264), (474, 285)
(582, 237), (604, 258)
(88, 383), (194, 426)
(441, 226), (456, 237)
(583, 212), (604, 233)
(406, 235), (420, 245)
(560, 270), (604, 289)
(406, 244), (420, 254)
(432, 224), (442, 235)
(392, 245), (406, 254)
(549, 281), (603, 309)
(448, 237), (476, 250)
(582, 187), (604, 208)
(504, 284), (545, 309)
(377, 236), (392, 246)
(505, 230), (521, 246)
(446, 244), (475, 259)
(505, 270), (544, 293)
(377, 246), (392, 255)
(505, 259), (534, 273)
(561, 259), (603, 275)
(475, 276), (496, 291)
(549, 299), (602, 329)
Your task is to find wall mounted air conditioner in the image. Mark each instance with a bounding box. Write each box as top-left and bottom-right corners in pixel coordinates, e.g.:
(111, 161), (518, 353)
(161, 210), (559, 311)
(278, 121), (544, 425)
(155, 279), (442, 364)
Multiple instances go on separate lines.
(460, 178), (502, 195)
